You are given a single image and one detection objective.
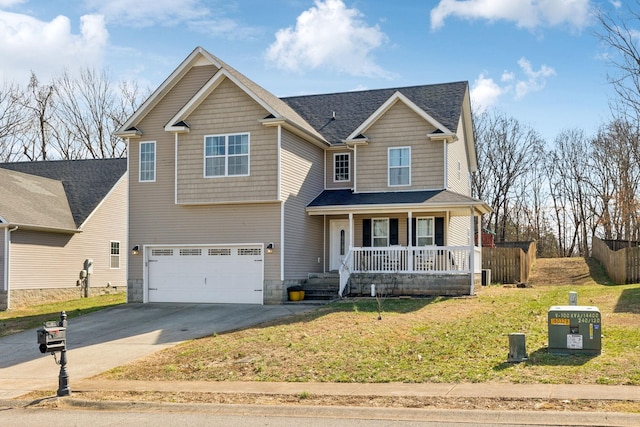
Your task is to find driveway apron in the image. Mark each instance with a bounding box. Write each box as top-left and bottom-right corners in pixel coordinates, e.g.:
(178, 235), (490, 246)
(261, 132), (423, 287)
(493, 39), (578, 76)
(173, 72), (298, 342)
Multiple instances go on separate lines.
(0, 303), (316, 398)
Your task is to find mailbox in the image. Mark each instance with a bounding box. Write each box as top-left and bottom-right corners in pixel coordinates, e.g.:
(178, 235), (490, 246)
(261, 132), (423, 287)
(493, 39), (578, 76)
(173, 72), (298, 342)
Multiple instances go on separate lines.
(37, 321), (67, 353)
(548, 306), (601, 355)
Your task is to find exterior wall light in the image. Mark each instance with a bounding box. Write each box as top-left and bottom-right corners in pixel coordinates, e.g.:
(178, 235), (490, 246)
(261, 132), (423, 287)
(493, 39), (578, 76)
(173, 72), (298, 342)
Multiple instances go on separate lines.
(266, 242), (274, 254)
(131, 245), (140, 255)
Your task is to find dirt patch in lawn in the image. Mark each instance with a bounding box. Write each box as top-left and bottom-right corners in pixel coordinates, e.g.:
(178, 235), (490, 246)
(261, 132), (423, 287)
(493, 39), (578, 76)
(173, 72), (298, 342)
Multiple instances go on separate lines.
(528, 257), (604, 287)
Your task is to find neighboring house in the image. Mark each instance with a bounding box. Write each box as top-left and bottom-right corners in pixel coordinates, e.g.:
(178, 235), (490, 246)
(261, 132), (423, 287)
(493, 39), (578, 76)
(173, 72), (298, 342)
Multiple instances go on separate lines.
(0, 159), (127, 310)
(116, 46), (490, 305)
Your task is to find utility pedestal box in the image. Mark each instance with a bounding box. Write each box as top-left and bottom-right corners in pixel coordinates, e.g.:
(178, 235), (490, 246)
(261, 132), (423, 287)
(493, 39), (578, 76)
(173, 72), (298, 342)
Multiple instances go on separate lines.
(548, 306), (601, 355)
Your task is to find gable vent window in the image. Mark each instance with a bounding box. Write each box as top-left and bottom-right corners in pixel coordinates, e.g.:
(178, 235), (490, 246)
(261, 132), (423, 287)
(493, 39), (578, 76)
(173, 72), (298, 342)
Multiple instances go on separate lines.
(205, 133), (250, 177)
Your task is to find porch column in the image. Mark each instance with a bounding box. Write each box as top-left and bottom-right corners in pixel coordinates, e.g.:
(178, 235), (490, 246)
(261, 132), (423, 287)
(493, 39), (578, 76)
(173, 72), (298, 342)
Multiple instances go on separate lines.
(349, 213), (354, 250)
(408, 211), (413, 271)
(469, 206), (475, 295)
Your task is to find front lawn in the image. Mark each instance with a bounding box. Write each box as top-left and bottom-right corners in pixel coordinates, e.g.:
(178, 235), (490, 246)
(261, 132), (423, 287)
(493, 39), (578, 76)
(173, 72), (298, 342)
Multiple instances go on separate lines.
(101, 283), (640, 385)
(0, 293), (126, 338)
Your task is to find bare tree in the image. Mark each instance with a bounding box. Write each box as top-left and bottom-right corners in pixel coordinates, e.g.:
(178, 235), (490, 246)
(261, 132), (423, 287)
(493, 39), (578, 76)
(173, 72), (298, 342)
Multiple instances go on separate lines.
(591, 119), (640, 242)
(596, 2), (640, 119)
(0, 83), (28, 162)
(21, 72), (58, 160)
(547, 129), (594, 256)
(472, 109), (545, 242)
(55, 68), (140, 159)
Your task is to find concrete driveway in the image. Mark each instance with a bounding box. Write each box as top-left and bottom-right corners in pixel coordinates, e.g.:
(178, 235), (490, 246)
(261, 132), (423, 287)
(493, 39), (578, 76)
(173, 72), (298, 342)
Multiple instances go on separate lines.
(0, 303), (317, 398)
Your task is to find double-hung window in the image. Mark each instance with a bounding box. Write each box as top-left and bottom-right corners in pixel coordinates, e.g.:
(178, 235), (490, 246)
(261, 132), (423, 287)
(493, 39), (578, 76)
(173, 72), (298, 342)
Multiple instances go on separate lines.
(205, 133), (249, 177)
(334, 153), (350, 182)
(416, 217), (435, 246)
(372, 218), (389, 247)
(110, 241), (120, 269)
(388, 147), (411, 186)
(139, 141), (156, 182)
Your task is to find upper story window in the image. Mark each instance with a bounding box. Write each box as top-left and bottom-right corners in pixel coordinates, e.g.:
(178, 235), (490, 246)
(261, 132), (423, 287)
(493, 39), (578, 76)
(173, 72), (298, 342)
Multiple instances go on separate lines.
(205, 133), (250, 177)
(388, 147), (411, 186)
(372, 218), (389, 247)
(334, 153), (350, 182)
(139, 141), (156, 182)
(416, 217), (434, 246)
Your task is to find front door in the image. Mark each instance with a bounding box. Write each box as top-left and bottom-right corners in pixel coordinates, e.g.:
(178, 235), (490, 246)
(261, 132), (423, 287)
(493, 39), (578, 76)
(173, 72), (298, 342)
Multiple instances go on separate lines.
(330, 220), (350, 271)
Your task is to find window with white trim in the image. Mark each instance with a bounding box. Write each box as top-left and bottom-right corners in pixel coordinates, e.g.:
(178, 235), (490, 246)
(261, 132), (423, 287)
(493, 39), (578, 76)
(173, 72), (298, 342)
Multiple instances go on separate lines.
(110, 241), (120, 269)
(416, 217), (435, 246)
(205, 133), (249, 177)
(372, 218), (389, 247)
(334, 153), (350, 182)
(139, 141), (156, 182)
(388, 147), (410, 186)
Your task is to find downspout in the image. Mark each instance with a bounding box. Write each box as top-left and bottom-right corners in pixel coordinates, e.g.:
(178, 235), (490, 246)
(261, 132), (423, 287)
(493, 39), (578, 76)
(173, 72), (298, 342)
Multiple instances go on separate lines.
(5, 226), (18, 309)
(278, 125), (284, 281)
(469, 206), (475, 295)
(443, 140), (448, 189)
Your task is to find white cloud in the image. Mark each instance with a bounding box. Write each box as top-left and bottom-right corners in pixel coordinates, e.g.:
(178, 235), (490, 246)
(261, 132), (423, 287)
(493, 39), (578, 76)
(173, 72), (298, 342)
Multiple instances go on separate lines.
(471, 74), (505, 112)
(430, 0), (592, 31)
(84, 0), (209, 27)
(0, 11), (108, 84)
(470, 58), (556, 110)
(265, 0), (390, 78)
(0, 0), (24, 6)
(514, 57), (556, 98)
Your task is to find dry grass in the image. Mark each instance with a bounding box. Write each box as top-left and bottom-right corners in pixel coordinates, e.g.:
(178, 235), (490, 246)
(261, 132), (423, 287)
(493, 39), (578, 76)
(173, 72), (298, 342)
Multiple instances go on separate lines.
(0, 293), (126, 338)
(100, 258), (640, 386)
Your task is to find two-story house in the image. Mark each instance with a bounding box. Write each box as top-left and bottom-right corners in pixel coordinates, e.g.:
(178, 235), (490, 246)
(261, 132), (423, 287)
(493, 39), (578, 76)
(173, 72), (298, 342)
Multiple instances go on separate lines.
(117, 46), (489, 305)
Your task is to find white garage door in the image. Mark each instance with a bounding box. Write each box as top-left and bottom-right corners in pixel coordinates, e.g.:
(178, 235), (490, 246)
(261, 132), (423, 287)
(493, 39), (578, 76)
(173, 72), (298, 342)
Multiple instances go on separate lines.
(147, 245), (263, 304)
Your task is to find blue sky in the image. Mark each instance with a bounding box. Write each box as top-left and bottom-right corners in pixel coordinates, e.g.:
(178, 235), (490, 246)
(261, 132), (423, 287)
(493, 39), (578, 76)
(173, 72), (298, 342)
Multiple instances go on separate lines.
(0, 0), (623, 143)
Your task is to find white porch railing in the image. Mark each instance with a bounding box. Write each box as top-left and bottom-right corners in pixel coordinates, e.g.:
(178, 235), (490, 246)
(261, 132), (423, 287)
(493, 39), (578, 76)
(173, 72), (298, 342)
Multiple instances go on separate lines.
(352, 246), (476, 273)
(338, 246), (480, 297)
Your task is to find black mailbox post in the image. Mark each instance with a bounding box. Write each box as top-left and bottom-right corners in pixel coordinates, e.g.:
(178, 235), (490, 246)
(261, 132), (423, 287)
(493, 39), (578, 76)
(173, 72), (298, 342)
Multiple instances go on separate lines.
(36, 311), (70, 397)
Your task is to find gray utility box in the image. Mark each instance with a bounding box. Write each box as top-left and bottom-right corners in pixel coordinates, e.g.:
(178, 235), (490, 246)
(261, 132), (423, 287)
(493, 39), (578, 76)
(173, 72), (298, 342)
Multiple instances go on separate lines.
(548, 306), (601, 355)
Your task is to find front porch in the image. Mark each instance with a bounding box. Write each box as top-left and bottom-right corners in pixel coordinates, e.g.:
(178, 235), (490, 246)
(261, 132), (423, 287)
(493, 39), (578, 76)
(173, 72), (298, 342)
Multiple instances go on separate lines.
(339, 245), (482, 297)
(306, 188), (491, 299)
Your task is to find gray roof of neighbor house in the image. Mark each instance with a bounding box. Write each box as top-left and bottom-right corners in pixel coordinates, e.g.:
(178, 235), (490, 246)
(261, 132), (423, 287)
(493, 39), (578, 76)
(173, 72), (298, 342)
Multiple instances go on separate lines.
(0, 158), (127, 228)
(281, 82), (468, 144)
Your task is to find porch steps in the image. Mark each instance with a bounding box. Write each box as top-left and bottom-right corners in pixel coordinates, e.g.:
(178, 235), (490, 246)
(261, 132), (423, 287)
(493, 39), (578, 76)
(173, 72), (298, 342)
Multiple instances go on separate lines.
(302, 273), (340, 301)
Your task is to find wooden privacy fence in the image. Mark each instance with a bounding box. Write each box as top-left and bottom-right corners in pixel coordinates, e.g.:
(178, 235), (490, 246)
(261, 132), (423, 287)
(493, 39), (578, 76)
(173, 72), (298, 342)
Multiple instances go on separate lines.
(592, 237), (640, 284)
(482, 241), (537, 284)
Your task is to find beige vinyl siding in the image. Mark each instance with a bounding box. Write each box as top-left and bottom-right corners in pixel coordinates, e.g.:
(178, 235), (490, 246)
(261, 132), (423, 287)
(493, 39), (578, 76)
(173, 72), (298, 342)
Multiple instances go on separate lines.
(325, 149), (353, 189)
(356, 101), (444, 192)
(176, 77), (278, 204)
(10, 176), (127, 290)
(448, 215), (471, 247)
(1, 228), (5, 290)
(447, 116), (472, 196)
(281, 129), (325, 279)
(128, 203), (281, 282)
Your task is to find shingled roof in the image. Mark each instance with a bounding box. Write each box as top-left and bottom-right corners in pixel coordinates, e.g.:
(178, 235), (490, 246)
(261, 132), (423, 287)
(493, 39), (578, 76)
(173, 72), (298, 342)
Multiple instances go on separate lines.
(282, 82), (468, 144)
(0, 158), (127, 228)
(308, 188), (488, 211)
